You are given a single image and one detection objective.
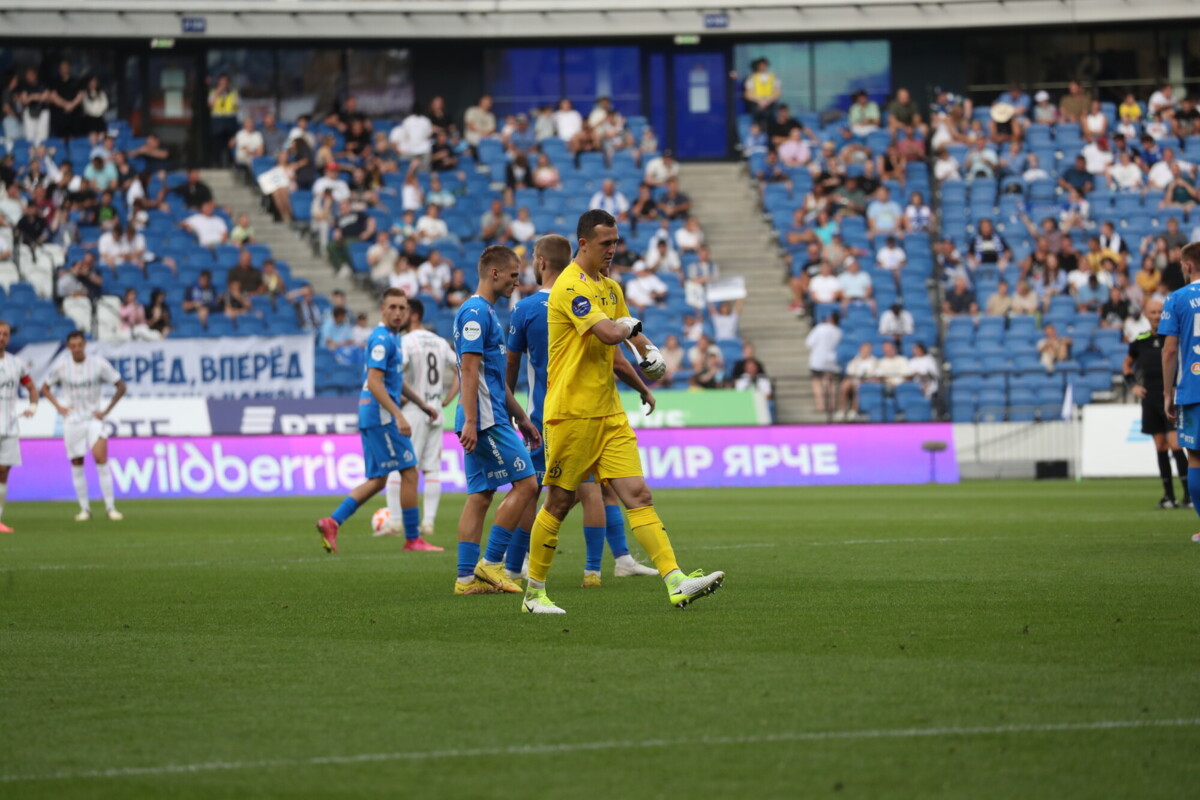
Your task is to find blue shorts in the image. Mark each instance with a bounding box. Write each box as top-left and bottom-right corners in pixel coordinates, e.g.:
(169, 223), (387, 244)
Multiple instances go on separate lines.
(361, 425), (417, 479)
(462, 423), (536, 494)
(1179, 403), (1200, 450)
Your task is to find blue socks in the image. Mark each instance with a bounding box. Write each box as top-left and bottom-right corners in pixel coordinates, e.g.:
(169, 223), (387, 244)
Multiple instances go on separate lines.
(584, 526), (605, 571)
(604, 504), (629, 558)
(457, 541), (480, 578)
(402, 507), (420, 541)
(483, 524), (514, 563)
(331, 496), (359, 525)
(1189, 468), (1200, 518)
(505, 527), (531, 575)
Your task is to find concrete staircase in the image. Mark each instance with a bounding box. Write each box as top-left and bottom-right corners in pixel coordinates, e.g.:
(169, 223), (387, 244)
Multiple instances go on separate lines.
(200, 169), (378, 315)
(677, 162), (823, 424)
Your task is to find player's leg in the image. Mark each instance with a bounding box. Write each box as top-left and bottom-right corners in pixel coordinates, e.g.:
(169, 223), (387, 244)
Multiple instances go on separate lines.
(0, 461), (13, 533)
(504, 429), (547, 580)
(1167, 431), (1190, 507)
(526, 418), (592, 586)
(601, 481), (657, 577)
(601, 415), (724, 608)
(455, 488), (501, 593)
(1176, 404), (1200, 539)
(398, 465), (441, 551)
(1151, 433), (1177, 508)
(474, 426), (537, 591)
(522, 483), (573, 614)
(419, 422), (444, 536)
(317, 426), (392, 553)
(91, 427), (121, 520)
(578, 481), (606, 587)
(383, 471), (403, 528)
(64, 421), (91, 520)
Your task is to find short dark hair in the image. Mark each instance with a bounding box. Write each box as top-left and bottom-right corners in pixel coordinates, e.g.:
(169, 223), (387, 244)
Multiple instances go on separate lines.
(479, 245), (519, 278)
(66, 330), (85, 343)
(1182, 242), (1200, 270)
(382, 287), (407, 301)
(576, 209), (616, 242)
(407, 297), (425, 322)
(535, 235), (572, 273)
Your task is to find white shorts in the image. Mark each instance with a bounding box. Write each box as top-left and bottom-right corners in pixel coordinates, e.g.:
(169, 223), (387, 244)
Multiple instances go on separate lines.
(65, 418), (106, 460)
(404, 411), (444, 473)
(0, 436), (21, 466)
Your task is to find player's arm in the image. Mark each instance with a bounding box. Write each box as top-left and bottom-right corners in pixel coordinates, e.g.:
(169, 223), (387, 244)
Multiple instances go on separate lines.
(400, 384), (438, 423)
(1162, 335), (1179, 422)
(20, 375), (38, 418)
(96, 378), (126, 420)
(458, 353), (481, 453)
(1122, 350), (1147, 399)
(613, 346), (655, 414)
(504, 383), (541, 451)
(505, 348), (522, 395)
(442, 347), (460, 407)
(367, 366), (411, 437)
(39, 379), (66, 416)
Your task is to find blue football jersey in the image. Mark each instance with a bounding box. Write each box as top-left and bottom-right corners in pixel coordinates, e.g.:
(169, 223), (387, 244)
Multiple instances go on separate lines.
(453, 295), (510, 433)
(358, 324), (405, 429)
(1158, 281), (1200, 405)
(507, 289), (550, 429)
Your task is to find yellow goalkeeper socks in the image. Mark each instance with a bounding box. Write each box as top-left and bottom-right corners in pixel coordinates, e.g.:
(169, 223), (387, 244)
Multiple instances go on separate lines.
(527, 507), (563, 584)
(625, 505), (679, 578)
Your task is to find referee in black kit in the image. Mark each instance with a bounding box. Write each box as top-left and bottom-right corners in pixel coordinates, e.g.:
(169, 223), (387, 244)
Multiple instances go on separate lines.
(1124, 296), (1190, 508)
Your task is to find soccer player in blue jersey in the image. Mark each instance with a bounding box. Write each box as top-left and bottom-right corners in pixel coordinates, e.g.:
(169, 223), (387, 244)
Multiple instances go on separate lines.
(317, 289), (442, 554)
(451, 245), (542, 594)
(1159, 241), (1200, 542)
(504, 234), (658, 586)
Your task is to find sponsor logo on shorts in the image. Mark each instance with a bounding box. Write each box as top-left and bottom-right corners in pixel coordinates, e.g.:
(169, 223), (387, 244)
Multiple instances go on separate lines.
(486, 469), (510, 480)
(571, 296), (591, 317)
(547, 461), (562, 479)
(513, 457), (526, 471)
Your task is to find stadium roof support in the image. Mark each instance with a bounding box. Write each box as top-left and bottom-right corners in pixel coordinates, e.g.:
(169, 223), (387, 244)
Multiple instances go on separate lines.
(0, 0), (1195, 39)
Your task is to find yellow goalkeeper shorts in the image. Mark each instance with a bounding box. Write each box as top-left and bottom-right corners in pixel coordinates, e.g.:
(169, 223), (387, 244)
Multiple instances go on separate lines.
(543, 413), (643, 491)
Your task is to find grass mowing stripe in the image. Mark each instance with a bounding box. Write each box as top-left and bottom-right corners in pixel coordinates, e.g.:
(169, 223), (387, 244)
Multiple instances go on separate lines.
(4, 717), (1197, 784)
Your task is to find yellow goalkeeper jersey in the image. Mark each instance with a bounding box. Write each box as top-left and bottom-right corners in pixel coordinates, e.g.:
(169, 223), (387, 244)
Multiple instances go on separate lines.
(544, 264), (630, 422)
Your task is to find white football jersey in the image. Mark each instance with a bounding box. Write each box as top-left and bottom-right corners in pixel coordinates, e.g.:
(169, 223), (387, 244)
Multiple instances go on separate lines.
(401, 328), (456, 408)
(46, 354), (121, 424)
(0, 353), (30, 437)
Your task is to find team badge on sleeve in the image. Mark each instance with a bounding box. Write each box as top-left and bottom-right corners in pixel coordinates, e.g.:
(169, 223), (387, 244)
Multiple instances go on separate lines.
(463, 321), (482, 341)
(371, 344), (386, 361)
(572, 296), (591, 317)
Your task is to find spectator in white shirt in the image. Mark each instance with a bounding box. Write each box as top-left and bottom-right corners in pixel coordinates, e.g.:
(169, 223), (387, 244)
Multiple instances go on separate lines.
(311, 162), (351, 204)
(878, 301), (915, 340)
(839, 342), (878, 419)
(511, 207), (536, 244)
(805, 310), (842, 413)
(366, 231), (399, 286)
(644, 240), (681, 279)
(1081, 136), (1114, 175)
(686, 247), (719, 286)
(588, 179), (630, 221)
(387, 255), (421, 296)
(907, 341), (939, 399)
(400, 172), (425, 213)
(415, 204), (449, 243)
(709, 299), (742, 340)
(553, 98), (583, 141)
(1022, 152), (1051, 183)
(837, 257), (874, 312)
(674, 216), (705, 253)
(643, 151), (679, 186)
(874, 340), (910, 388)
(808, 261), (842, 305)
(181, 200), (228, 248)
(389, 105), (433, 165)
(418, 250), (453, 301)
(1107, 150), (1144, 190)
(733, 359), (772, 399)
(232, 119), (264, 170)
(1148, 148), (1193, 190)
(904, 192), (933, 233)
(934, 147), (961, 182)
(1148, 83), (1176, 117)
(625, 262), (669, 312)
(875, 236), (907, 293)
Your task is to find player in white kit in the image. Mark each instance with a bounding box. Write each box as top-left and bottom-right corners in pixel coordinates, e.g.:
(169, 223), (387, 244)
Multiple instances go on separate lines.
(0, 320), (40, 533)
(40, 331), (127, 521)
(383, 298), (459, 537)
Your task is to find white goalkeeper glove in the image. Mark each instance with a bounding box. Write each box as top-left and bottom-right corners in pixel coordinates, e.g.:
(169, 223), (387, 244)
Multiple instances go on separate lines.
(639, 345), (667, 379)
(614, 316), (642, 339)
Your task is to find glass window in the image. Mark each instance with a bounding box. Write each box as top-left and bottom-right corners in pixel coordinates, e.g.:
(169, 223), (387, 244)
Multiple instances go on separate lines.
(483, 47), (563, 117)
(964, 33), (1030, 95)
(277, 49), (342, 124)
(812, 41), (890, 111)
(562, 46), (641, 117)
(733, 42), (812, 113)
(207, 48), (278, 123)
(346, 48), (413, 119)
(1092, 30), (1162, 102)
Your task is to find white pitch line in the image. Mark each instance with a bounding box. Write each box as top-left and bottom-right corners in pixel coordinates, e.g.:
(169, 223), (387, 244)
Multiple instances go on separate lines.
(2, 718), (1196, 783)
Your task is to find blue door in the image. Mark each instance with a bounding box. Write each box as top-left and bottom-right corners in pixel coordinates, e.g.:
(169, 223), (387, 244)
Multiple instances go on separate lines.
(671, 52), (728, 160)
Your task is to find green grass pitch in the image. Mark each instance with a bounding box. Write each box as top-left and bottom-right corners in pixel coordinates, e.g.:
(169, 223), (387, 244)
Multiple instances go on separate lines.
(2, 481), (1198, 798)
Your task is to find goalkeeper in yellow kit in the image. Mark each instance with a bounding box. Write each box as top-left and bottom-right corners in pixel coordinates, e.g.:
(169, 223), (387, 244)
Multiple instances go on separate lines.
(521, 209), (726, 614)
